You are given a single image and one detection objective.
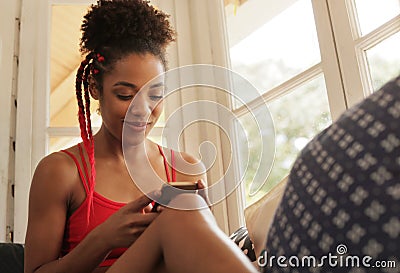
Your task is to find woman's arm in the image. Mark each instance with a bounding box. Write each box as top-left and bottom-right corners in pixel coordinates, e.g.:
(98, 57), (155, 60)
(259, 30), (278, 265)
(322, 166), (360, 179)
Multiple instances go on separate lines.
(175, 151), (207, 183)
(24, 153), (158, 273)
(24, 153), (111, 273)
(175, 151), (210, 205)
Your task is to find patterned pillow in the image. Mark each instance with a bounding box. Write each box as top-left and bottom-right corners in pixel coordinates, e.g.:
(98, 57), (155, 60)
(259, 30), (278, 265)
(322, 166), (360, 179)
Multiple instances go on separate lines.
(263, 75), (400, 272)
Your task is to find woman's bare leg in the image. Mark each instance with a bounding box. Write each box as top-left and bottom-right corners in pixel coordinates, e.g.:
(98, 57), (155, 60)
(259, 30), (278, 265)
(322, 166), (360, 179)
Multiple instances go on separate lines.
(106, 194), (258, 273)
(159, 194), (258, 273)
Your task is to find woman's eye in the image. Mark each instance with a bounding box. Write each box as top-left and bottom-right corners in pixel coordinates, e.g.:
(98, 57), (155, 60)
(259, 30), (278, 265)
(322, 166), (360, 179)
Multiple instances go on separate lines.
(150, 95), (163, 101)
(117, 95), (133, 101)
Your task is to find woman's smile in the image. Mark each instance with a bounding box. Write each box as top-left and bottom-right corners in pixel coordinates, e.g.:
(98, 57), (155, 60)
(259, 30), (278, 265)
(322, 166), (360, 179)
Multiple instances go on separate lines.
(123, 120), (152, 132)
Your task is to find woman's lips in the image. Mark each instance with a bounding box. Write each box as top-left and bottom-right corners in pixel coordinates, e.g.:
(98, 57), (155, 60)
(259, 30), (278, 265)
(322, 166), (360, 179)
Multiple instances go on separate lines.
(123, 120), (151, 132)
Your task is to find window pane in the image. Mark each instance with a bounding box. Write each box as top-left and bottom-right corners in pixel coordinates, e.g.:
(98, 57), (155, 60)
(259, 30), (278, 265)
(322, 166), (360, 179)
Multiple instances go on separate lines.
(236, 106), (275, 202)
(354, 0), (400, 36)
(227, 0), (320, 107)
(366, 32), (400, 90)
(238, 75), (331, 205)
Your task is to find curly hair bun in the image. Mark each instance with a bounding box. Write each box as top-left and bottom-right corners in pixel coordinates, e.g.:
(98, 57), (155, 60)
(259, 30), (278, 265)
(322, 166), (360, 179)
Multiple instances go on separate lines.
(80, 0), (175, 54)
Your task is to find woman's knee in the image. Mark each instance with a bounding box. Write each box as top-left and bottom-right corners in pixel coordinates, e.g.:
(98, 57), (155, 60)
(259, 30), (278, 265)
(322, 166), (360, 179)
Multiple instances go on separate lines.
(167, 193), (209, 211)
(157, 193), (215, 226)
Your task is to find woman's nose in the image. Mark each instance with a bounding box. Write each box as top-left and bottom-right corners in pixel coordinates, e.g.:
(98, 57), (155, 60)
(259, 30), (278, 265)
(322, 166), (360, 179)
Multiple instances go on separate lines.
(129, 93), (151, 118)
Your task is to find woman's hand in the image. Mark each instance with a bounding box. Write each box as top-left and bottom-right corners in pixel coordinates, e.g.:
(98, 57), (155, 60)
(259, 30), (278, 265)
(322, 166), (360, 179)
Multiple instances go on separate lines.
(155, 180), (211, 212)
(93, 193), (160, 250)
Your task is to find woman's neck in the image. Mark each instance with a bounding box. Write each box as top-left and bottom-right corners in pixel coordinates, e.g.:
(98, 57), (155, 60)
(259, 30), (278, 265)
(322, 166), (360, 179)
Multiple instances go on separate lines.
(93, 124), (154, 162)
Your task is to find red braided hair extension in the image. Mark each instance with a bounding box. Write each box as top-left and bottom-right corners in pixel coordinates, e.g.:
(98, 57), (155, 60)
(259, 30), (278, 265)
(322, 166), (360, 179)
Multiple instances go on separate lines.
(75, 52), (97, 222)
(83, 57), (96, 186)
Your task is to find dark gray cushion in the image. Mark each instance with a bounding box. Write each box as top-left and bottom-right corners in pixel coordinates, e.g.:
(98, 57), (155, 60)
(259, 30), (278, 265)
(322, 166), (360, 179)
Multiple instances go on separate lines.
(0, 243), (24, 273)
(263, 75), (400, 272)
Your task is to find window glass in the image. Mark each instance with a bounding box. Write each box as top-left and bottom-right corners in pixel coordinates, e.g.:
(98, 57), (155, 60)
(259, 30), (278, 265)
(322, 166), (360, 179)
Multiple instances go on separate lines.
(237, 75), (331, 205)
(354, 0), (400, 36)
(228, 0), (320, 108)
(226, 0), (327, 205)
(236, 106), (275, 202)
(365, 32), (400, 90)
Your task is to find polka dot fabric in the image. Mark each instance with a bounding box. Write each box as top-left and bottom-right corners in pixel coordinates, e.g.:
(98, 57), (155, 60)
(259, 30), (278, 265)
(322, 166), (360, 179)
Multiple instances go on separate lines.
(263, 75), (400, 273)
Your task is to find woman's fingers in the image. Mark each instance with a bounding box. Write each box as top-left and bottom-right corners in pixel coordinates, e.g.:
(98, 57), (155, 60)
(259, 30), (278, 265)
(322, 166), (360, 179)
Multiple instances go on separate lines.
(156, 205), (166, 212)
(129, 212), (159, 227)
(197, 179), (206, 189)
(125, 190), (161, 212)
(142, 203), (153, 213)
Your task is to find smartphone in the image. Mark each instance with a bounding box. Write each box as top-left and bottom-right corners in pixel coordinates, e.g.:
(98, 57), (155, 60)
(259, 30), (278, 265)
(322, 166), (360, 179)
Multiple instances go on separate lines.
(151, 182), (198, 212)
(164, 181), (198, 191)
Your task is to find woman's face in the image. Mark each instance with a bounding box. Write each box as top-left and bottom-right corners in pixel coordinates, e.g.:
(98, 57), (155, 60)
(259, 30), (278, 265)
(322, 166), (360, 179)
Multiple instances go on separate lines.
(94, 53), (164, 144)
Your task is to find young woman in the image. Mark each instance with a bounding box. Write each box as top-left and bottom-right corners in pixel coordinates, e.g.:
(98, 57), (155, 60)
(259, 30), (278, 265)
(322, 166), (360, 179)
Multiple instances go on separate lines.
(24, 1), (257, 273)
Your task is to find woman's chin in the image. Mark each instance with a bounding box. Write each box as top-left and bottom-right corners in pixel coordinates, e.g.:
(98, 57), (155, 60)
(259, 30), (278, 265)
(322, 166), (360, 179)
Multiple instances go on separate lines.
(123, 136), (146, 147)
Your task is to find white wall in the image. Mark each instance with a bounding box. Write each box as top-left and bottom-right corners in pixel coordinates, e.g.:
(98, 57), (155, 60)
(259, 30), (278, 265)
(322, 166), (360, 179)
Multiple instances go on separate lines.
(13, 0), (52, 243)
(0, 0), (21, 243)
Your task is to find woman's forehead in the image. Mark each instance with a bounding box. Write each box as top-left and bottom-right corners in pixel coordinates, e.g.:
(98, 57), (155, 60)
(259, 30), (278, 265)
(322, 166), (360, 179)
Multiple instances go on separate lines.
(104, 53), (164, 88)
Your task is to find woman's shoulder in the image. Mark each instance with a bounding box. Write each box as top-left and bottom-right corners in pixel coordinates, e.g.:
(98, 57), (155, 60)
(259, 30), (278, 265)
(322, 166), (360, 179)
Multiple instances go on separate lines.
(150, 141), (206, 181)
(32, 145), (81, 191)
(171, 149), (206, 182)
(176, 150), (201, 164)
(158, 144), (202, 165)
(36, 145), (79, 172)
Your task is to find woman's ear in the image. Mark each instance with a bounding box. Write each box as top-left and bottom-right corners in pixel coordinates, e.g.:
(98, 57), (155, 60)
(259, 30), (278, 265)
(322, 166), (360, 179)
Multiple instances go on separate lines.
(89, 76), (100, 100)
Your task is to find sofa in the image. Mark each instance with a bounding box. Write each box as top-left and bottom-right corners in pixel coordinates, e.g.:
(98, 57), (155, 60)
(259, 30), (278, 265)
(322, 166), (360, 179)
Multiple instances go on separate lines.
(0, 243), (24, 273)
(244, 176), (287, 257)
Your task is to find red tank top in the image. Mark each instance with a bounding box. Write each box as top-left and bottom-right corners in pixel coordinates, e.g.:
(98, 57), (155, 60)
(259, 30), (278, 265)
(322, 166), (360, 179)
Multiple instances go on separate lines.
(60, 143), (176, 267)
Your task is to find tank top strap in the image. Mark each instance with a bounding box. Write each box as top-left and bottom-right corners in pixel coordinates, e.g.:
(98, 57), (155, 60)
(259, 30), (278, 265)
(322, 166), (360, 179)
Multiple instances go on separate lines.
(170, 149), (176, 182)
(77, 143), (93, 188)
(60, 147), (90, 194)
(157, 145), (176, 182)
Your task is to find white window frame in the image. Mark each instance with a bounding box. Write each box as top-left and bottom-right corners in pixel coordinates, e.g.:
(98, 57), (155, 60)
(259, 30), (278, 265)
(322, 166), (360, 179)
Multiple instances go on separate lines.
(328, 0), (400, 104)
(224, 0), (349, 212)
(155, 0), (246, 233)
(224, 0), (400, 217)
(0, 0), (21, 243)
(14, 0), (100, 243)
